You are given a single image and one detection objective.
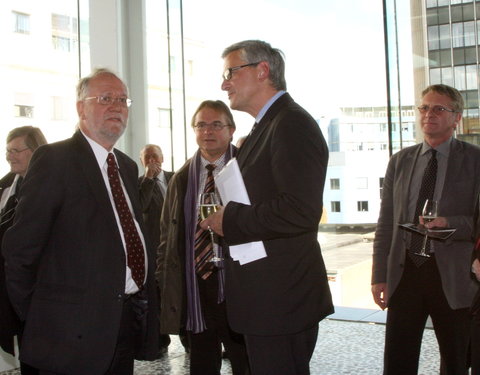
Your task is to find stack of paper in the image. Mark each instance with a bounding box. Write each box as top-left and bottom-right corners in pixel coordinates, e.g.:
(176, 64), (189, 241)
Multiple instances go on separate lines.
(215, 158), (267, 265)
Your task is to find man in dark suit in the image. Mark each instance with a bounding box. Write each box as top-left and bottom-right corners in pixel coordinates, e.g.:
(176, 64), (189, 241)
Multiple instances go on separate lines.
(138, 144), (173, 353)
(157, 100), (249, 375)
(2, 68), (158, 375)
(372, 84), (480, 374)
(0, 126), (47, 375)
(201, 40), (333, 375)
(138, 144), (173, 252)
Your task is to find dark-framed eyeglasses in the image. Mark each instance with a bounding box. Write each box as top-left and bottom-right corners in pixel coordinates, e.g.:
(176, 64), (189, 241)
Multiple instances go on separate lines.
(417, 105), (456, 115)
(193, 121), (231, 131)
(6, 147), (30, 155)
(84, 95), (132, 108)
(222, 62), (261, 81)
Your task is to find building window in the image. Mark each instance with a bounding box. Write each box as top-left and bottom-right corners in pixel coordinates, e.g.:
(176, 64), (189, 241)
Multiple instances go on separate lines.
(330, 178), (340, 190)
(51, 14), (78, 52)
(13, 11), (30, 34)
(357, 201), (369, 212)
(379, 177), (385, 198)
(14, 105), (34, 118)
(158, 108), (171, 128)
(331, 201), (341, 213)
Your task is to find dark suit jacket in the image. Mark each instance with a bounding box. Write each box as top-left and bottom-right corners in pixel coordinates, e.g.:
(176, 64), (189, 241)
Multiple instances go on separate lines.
(222, 93), (334, 336)
(1, 131), (158, 374)
(373, 138), (480, 309)
(138, 171), (173, 249)
(0, 172), (20, 355)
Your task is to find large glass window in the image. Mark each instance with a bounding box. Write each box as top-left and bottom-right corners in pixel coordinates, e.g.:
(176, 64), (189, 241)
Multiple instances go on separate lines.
(0, 0), (89, 174)
(3, 0), (478, 314)
(144, 0), (389, 310)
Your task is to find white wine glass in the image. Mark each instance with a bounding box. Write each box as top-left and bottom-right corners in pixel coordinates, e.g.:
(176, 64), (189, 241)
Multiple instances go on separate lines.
(415, 199), (438, 257)
(199, 192), (223, 262)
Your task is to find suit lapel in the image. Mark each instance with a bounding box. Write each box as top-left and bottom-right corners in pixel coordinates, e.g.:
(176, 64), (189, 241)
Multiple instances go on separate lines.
(440, 138), (464, 203)
(398, 144), (421, 223)
(71, 132), (119, 225)
(237, 93), (292, 169)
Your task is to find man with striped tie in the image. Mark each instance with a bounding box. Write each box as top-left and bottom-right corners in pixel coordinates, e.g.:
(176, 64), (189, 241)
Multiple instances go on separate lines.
(157, 100), (249, 375)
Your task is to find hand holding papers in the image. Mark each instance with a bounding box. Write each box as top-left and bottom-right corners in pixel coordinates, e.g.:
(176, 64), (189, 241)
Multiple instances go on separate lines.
(214, 158), (267, 265)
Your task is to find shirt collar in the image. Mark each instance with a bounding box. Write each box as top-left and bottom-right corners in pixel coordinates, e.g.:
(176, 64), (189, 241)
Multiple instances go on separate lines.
(200, 151), (227, 169)
(80, 130), (115, 169)
(255, 90), (286, 123)
(421, 136), (452, 158)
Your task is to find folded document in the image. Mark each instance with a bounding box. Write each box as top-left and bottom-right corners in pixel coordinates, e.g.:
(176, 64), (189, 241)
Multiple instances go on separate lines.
(215, 158), (267, 265)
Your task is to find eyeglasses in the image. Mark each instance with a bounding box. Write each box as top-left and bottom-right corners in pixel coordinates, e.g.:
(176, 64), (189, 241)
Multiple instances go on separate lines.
(223, 62), (261, 81)
(193, 121), (231, 131)
(84, 96), (132, 108)
(6, 147), (30, 155)
(417, 105), (456, 115)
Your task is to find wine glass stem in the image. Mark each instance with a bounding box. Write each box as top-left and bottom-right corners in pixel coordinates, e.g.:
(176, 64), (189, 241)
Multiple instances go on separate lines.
(421, 234), (428, 255)
(208, 229), (217, 257)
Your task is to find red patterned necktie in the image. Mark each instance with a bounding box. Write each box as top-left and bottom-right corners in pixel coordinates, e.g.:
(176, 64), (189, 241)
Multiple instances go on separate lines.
(194, 164), (216, 279)
(107, 153), (145, 289)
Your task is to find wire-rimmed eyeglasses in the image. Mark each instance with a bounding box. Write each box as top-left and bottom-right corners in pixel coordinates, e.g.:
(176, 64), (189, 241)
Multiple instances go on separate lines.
(417, 105), (456, 115)
(222, 62), (261, 81)
(84, 96), (132, 108)
(193, 121), (232, 132)
(6, 147), (30, 155)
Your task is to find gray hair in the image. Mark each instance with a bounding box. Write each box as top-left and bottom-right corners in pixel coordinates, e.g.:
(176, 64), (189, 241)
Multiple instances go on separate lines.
(140, 144), (163, 157)
(422, 84), (464, 113)
(76, 68), (128, 101)
(222, 40), (287, 91)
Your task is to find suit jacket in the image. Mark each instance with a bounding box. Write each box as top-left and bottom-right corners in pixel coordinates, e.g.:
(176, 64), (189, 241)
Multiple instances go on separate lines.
(372, 138), (480, 309)
(138, 170), (173, 249)
(1, 131), (158, 374)
(222, 93), (334, 336)
(0, 172), (21, 355)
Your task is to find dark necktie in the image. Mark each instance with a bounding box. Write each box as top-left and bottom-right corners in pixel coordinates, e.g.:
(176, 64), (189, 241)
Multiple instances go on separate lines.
(153, 177), (165, 199)
(194, 164), (216, 279)
(409, 149), (437, 266)
(107, 153), (146, 289)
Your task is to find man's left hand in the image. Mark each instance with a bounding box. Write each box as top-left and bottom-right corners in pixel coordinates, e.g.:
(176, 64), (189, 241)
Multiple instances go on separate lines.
(419, 216), (448, 229)
(200, 206), (224, 237)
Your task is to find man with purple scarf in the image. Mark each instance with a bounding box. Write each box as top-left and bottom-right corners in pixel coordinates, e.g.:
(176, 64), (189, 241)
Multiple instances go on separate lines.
(156, 100), (249, 375)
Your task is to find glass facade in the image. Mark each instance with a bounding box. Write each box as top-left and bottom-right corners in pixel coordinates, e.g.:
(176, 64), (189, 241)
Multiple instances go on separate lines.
(0, 0), (478, 311)
(409, 0), (480, 135)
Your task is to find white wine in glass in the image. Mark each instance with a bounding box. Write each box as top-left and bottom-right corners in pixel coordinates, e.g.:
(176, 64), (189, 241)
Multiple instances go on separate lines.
(199, 192), (223, 262)
(415, 199), (438, 257)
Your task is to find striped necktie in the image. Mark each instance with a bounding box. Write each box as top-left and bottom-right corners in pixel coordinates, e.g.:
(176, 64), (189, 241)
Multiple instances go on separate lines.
(194, 164), (216, 279)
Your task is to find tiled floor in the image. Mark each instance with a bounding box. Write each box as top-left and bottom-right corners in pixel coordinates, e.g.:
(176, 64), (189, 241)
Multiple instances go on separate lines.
(0, 318), (440, 375)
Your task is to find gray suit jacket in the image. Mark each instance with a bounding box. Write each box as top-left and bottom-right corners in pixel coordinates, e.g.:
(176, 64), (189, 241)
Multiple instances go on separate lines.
(373, 138), (480, 309)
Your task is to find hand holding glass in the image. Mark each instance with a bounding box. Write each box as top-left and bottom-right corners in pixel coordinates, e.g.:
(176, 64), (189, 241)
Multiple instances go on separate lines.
(199, 192), (223, 262)
(415, 199), (438, 257)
